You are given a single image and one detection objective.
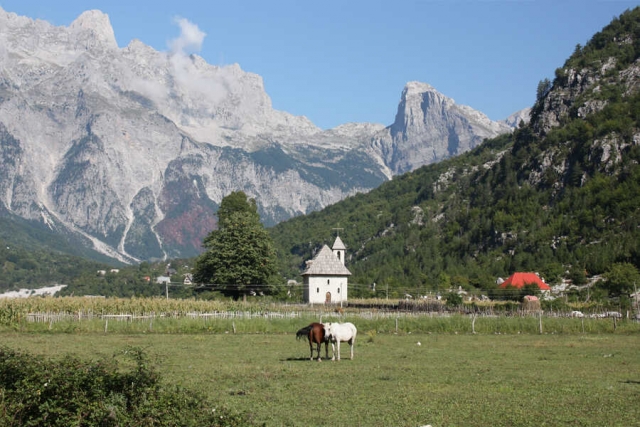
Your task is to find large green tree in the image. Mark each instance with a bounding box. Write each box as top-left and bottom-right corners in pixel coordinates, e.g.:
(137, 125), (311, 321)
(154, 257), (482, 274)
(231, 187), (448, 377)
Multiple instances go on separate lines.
(601, 262), (640, 298)
(193, 191), (281, 299)
(216, 190), (260, 225)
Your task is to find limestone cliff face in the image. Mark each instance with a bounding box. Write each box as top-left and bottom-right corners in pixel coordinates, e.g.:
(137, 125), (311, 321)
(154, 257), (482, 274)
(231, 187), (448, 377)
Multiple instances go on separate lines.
(368, 82), (513, 175)
(0, 7), (520, 262)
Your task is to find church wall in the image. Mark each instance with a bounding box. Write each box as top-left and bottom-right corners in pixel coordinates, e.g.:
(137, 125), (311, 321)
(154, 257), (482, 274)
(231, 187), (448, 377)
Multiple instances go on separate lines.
(304, 275), (348, 304)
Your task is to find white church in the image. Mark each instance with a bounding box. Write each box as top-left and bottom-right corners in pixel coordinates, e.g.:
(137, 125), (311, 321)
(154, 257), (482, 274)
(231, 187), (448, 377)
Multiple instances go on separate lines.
(301, 236), (351, 304)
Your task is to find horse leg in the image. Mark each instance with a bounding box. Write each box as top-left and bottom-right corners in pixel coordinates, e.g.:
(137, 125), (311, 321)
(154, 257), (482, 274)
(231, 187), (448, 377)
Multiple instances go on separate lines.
(324, 341), (329, 360)
(315, 342), (322, 362)
(335, 340), (341, 361)
(331, 341), (336, 361)
(349, 338), (354, 360)
(309, 341), (313, 361)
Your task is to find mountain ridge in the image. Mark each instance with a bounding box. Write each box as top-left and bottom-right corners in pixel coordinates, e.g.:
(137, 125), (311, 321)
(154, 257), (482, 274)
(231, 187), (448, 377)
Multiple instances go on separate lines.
(0, 6), (522, 262)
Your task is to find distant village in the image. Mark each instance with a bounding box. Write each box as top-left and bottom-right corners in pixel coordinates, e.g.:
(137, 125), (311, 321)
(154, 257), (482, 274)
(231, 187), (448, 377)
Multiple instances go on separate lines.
(2, 237), (638, 319)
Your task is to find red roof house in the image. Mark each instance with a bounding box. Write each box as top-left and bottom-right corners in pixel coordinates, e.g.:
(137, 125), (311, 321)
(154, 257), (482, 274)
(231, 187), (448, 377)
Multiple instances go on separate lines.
(499, 272), (551, 290)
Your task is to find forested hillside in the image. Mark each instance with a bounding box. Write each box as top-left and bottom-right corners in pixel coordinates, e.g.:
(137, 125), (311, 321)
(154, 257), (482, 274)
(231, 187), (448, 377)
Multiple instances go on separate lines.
(0, 215), (127, 293)
(0, 237), (194, 298)
(0, 238), (105, 292)
(0, 216), (189, 296)
(269, 7), (640, 298)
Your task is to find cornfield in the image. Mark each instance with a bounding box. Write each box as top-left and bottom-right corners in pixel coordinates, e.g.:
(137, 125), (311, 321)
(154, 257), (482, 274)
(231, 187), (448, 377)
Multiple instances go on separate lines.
(0, 297), (293, 324)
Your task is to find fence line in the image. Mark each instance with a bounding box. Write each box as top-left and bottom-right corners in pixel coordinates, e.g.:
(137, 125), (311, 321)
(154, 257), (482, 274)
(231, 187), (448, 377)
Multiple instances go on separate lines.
(26, 310), (310, 323)
(23, 309), (608, 324)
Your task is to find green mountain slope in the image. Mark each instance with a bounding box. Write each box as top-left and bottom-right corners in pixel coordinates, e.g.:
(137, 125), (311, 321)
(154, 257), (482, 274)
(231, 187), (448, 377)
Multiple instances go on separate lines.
(269, 7), (640, 298)
(0, 214), (124, 293)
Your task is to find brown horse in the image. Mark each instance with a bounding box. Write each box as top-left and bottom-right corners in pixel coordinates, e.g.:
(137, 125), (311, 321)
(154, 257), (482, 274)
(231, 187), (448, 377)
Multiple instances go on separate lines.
(296, 322), (329, 361)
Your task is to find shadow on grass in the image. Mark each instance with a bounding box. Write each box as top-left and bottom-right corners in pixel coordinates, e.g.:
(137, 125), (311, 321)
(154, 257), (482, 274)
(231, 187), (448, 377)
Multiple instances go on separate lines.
(283, 357), (331, 362)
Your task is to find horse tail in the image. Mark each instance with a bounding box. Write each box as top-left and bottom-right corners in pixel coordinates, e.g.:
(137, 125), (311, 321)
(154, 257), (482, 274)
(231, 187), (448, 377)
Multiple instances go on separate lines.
(296, 325), (312, 340)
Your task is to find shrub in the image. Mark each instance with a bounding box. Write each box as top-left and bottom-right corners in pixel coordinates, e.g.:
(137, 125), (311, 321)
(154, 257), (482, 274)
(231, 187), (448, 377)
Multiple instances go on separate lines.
(365, 329), (377, 343)
(542, 298), (571, 312)
(0, 345), (253, 426)
(444, 291), (463, 308)
(493, 301), (520, 313)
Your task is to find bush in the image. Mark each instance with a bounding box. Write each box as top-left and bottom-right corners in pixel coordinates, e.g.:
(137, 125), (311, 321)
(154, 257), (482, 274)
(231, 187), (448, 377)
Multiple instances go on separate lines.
(493, 301), (520, 313)
(542, 298), (571, 312)
(444, 292), (463, 308)
(0, 345), (253, 426)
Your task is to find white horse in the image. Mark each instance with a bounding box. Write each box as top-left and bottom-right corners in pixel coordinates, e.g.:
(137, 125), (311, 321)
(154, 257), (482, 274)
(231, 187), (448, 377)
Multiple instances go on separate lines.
(324, 322), (357, 361)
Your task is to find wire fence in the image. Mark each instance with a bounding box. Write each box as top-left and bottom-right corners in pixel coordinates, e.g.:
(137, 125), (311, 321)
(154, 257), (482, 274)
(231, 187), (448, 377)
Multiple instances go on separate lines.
(24, 308), (639, 324)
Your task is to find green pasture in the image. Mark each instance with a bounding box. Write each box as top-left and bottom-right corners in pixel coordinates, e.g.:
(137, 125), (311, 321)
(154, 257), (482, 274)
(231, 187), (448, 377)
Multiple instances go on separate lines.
(1, 324), (639, 426)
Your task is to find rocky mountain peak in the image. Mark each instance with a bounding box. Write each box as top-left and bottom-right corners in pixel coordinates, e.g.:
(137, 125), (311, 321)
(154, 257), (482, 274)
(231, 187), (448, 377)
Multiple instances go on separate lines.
(69, 10), (118, 50)
(394, 81), (454, 131)
(502, 107), (531, 128)
(0, 6), (31, 26)
(401, 81), (453, 104)
(403, 81), (437, 94)
(367, 82), (512, 175)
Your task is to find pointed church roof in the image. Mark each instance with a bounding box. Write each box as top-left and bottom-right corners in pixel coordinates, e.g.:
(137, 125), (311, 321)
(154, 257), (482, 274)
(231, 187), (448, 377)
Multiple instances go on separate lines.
(499, 272), (550, 290)
(302, 245), (351, 276)
(332, 235), (346, 250)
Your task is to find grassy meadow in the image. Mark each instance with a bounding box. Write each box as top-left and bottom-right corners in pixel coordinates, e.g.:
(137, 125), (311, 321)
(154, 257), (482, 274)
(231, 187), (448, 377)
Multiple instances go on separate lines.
(1, 325), (639, 426)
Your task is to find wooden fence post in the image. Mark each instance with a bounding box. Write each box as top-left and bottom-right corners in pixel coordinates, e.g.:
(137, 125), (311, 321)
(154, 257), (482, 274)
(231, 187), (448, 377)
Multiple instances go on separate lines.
(539, 311), (543, 334)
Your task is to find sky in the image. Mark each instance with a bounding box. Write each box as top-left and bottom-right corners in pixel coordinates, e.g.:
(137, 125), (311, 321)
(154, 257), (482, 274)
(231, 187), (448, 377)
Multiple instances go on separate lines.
(1, 0), (638, 130)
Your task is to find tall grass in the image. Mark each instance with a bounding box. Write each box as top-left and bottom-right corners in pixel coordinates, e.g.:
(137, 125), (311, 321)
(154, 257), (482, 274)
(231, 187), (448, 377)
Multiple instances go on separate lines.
(0, 296), (261, 318)
(3, 310), (638, 335)
(2, 296), (638, 335)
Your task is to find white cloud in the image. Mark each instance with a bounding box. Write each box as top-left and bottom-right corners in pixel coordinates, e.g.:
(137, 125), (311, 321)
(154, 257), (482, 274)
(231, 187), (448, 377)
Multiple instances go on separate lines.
(169, 17), (206, 55)
(171, 56), (228, 108)
(132, 77), (168, 103)
(165, 17), (228, 107)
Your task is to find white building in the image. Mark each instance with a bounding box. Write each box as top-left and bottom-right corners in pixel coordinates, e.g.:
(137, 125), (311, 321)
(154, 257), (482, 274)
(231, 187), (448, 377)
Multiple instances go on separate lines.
(301, 236), (351, 304)
(156, 276), (171, 285)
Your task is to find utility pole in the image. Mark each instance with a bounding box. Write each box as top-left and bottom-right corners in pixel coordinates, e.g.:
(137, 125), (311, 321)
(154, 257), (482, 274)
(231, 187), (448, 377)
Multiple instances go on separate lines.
(334, 226), (345, 307)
